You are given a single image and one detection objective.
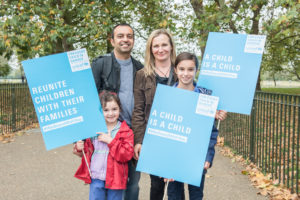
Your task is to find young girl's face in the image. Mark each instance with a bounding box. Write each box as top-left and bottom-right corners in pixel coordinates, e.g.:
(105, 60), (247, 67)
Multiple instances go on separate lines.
(103, 100), (120, 125)
(175, 59), (196, 87)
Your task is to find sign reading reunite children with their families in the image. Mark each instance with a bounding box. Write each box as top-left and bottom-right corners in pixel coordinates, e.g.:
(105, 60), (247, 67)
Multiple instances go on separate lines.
(197, 32), (266, 115)
(137, 84), (219, 186)
(22, 49), (106, 150)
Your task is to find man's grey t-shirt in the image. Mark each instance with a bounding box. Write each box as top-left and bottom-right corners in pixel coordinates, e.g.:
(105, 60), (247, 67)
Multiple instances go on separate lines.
(116, 58), (134, 126)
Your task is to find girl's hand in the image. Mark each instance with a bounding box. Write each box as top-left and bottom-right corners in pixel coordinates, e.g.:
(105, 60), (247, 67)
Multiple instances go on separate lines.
(204, 161), (210, 170)
(215, 110), (227, 121)
(76, 140), (84, 151)
(97, 131), (113, 144)
(164, 178), (174, 182)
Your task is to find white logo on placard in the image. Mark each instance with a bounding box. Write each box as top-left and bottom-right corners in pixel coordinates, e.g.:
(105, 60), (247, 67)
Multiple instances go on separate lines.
(200, 70), (238, 79)
(195, 94), (219, 117)
(244, 35), (266, 54)
(42, 116), (84, 132)
(67, 49), (90, 72)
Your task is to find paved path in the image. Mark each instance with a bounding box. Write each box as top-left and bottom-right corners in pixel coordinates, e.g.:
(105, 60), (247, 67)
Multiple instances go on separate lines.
(0, 128), (268, 200)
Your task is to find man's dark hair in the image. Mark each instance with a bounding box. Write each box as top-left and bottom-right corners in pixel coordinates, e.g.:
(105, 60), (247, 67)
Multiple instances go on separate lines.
(111, 23), (134, 39)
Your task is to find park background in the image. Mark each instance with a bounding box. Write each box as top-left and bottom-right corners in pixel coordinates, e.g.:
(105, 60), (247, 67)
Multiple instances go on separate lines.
(0, 0), (299, 199)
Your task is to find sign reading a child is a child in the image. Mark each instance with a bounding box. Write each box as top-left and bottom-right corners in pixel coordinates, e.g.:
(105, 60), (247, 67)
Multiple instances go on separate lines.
(197, 32), (266, 115)
(137, 84), (219, 186)
(22, 49), (107, 150)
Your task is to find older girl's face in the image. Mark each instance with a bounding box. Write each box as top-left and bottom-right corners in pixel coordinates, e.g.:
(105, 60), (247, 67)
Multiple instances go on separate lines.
(175, 59), (196, 87)
(151, 34), (172, 62)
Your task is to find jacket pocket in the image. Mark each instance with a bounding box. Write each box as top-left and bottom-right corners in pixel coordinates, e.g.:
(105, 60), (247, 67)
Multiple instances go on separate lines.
(144, 91), (152, 122)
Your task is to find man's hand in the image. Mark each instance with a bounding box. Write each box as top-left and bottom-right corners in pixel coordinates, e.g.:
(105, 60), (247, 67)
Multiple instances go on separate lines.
(134, 144), (142, 160)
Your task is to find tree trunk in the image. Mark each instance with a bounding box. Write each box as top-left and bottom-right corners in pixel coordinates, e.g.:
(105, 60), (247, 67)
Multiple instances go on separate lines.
(256, 72), (261, 91)
(251, 2), (266, 91)
(273, 74), (277, 87)
(106, 35), (113, 54)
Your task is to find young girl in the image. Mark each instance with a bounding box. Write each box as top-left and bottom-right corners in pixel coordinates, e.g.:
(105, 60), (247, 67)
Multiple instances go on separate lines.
(167, 52), (226, 200)
(73, 91), (134, 200)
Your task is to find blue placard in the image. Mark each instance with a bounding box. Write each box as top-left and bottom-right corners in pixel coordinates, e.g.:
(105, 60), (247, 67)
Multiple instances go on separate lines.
(197, 32), (266, 115)
(22, 49), (107, 150)
(136, 84), (219, 186)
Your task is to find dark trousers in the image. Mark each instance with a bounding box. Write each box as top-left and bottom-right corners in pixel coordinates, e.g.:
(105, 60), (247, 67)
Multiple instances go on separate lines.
(124, 160), (141, 200)
(167, 170), (206, 200)
(150, 175), (165, 200)
(150, 175), (185, 200)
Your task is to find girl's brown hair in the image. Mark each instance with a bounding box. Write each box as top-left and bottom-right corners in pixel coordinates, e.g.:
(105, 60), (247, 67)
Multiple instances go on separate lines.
(175, 52), (199, 71)
(99, 90), (122, 111)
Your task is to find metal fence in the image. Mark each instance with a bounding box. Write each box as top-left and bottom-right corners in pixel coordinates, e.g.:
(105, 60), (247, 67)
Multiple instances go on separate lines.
(1, 84), (299, 193)
(0, 83), (37, 134)
(220, 91), (300, 194)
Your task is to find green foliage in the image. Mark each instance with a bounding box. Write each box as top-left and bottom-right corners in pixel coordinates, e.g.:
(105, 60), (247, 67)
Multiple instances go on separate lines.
(0, 0), (179, 62)
(0, 0), (148, 60)
(185, 0), (299, 88)
(261, 88), (300, 95)
(0, 55), (11, 77)
(261, 1), (300, 80)
(0, 0), (298, 83)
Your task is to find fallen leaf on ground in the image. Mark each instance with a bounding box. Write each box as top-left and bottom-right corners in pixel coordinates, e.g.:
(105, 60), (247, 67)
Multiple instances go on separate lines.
(218, 146), (299, 199)
(258, 189), (268, 196)
(290, 193), (299, 200)
(16, 131), (24, 136)
(206, 174), (213, 178)
(241, 170), (249, 175)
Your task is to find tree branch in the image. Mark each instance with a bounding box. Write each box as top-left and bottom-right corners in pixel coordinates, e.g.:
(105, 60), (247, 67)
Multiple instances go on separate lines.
(272, 35), (300, 43)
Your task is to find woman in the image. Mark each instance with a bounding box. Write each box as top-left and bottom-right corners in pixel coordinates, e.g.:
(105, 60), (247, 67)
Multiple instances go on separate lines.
(131, 29), (177, 200)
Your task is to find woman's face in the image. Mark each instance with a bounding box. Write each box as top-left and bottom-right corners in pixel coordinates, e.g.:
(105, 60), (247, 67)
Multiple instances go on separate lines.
(151, 34), (172, 63)
(175, 59), (196, 87)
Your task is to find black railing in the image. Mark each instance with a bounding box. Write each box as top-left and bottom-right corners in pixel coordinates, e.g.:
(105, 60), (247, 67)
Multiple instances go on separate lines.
(1, 84), (299, 194)
(220, 91), (300, 194)
(0, 83), (37, 134)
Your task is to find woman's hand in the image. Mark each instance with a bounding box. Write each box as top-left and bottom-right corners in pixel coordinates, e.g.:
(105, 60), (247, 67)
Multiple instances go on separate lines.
(134, 144), (142, 160)
(97, 131), (113, 144)
(215, 110), (227, 121)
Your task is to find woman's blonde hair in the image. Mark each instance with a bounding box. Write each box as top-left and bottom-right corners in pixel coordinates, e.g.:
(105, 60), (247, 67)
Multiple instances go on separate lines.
(143, 29), (176, 77)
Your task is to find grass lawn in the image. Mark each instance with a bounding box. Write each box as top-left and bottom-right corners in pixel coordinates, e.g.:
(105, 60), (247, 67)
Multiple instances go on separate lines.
(261, 88), (300, 95)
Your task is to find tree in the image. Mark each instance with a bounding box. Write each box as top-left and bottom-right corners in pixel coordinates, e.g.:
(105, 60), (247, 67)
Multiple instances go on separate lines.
(262, 1), (300, 80)
(0, 0), (179, 62)
(0, 0), (137, 61)
(0, 55), (11, 77)
(1, 0), (297, 85)
(185, 0), (298, 89)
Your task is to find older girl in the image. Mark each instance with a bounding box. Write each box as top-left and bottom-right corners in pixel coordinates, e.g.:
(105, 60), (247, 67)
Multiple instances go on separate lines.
(167, 52), (226, 200)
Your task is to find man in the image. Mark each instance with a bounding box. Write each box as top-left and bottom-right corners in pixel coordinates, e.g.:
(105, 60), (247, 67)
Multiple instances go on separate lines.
(91, 23), (143, 200)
